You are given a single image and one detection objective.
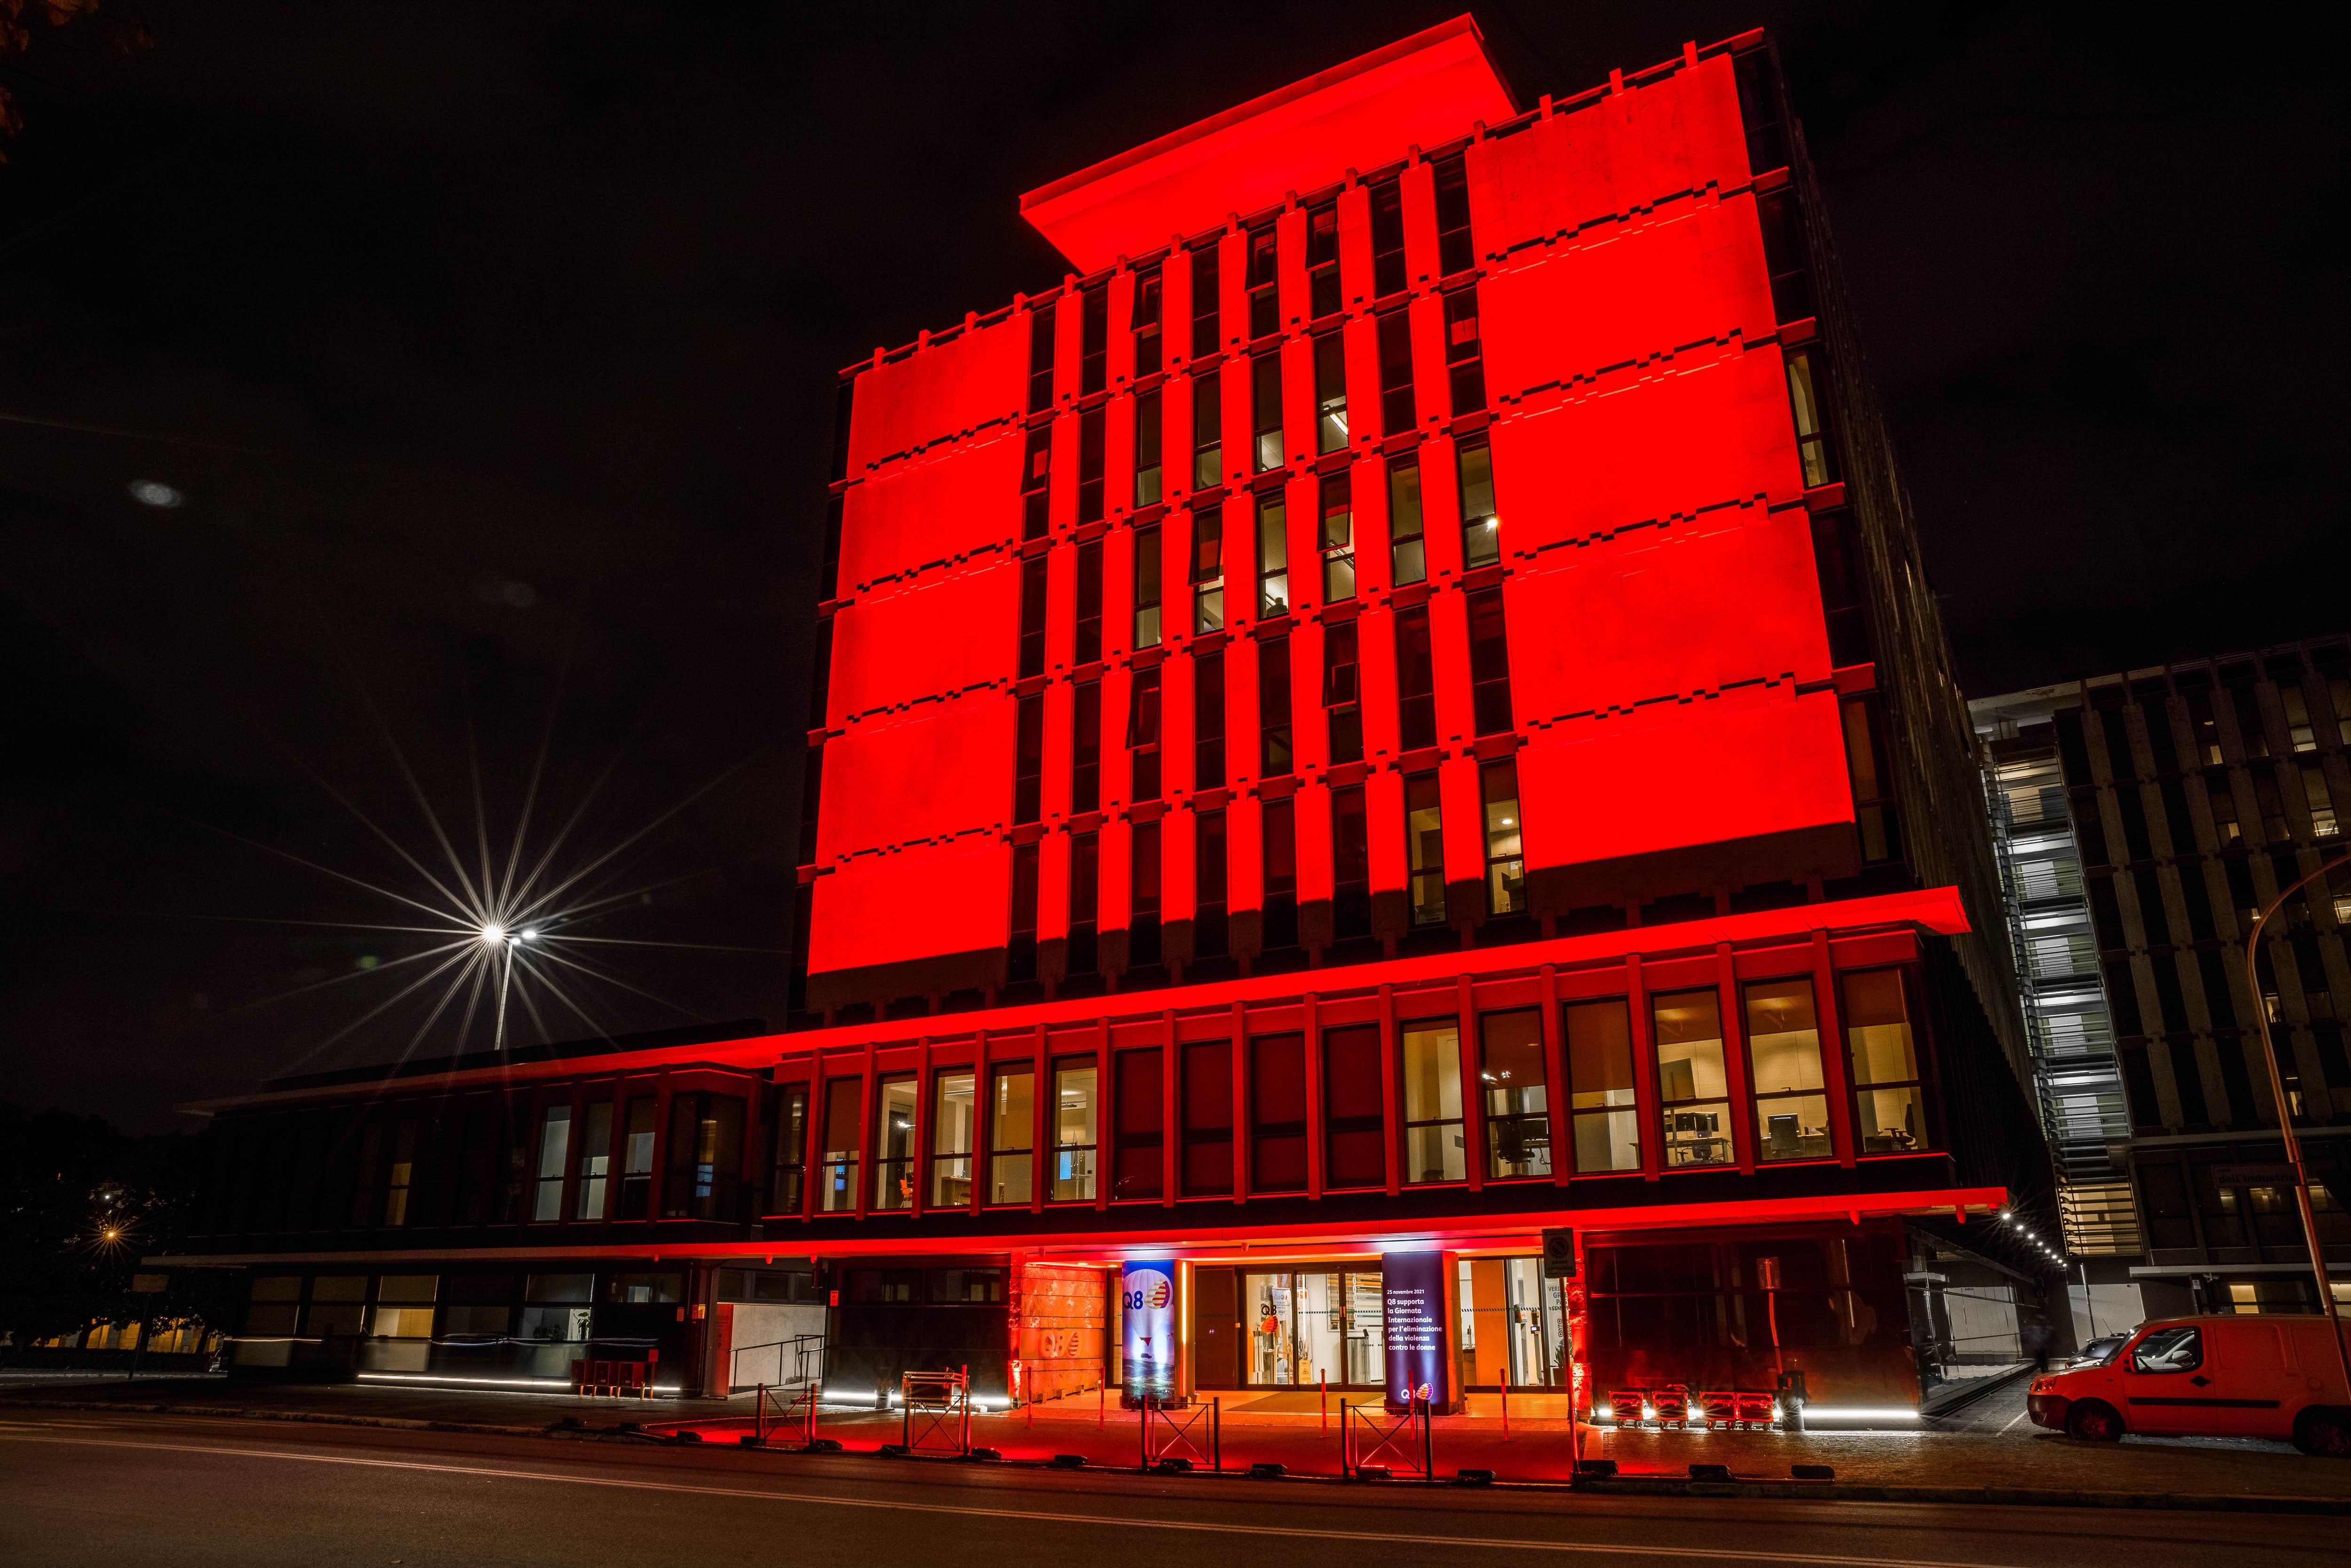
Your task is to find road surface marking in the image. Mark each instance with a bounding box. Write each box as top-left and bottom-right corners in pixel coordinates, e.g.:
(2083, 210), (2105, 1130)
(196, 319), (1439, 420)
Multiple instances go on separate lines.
(0, 1431), (2021, 1567)
(1997, 1410), (2028, 1434)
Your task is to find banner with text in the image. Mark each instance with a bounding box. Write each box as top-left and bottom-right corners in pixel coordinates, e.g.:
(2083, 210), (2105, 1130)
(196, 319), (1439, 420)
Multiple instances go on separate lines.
(1382, 1250), (1449, 1411)
(1120, 1259), (1177, 1406)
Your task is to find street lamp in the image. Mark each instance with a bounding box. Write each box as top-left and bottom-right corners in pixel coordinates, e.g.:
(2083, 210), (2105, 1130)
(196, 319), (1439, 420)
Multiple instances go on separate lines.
(2244, 852), (2351, 1396)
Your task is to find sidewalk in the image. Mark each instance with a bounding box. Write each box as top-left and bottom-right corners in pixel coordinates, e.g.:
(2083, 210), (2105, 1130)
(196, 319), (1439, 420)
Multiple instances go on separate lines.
(6, 1373), (2343, 1509)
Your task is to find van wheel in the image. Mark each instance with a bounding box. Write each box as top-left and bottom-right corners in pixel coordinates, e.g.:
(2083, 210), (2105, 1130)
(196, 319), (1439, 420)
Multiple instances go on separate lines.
(2292, 1409), (2351, 1458)
(2066, 1400), (2124, 1442)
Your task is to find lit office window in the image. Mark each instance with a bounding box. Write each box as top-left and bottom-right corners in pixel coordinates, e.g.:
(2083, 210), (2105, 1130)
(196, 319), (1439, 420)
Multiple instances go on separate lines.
(1191, 505), (1224, 633)
(1744, 979), (1829, 1162)
(1401, 1019), (1465, 1183)
(1318, 471), (1354, 601)
(1480, 1009), (1549, 1178)
(819, 1079), (860, 1212)
(1652, 991), (1731, 1167)
(1457, 436), (1498, 568)
(1565, 1000), (1640, 1173)
(988, 1064), (1034, 1205)
(1256, 492), (1288, 617)
(1051, 1060), (1097, 1201)
(1388, 454), (1424, 584)
(1405, 771), (1445, 927)
(1843, 969), (1930, 1152)
(871, 1074), (917, 1210)
(1481, 759), (1524, 916)
(1314, 331), (1347, 453)
(930, 1069), (975, 1206)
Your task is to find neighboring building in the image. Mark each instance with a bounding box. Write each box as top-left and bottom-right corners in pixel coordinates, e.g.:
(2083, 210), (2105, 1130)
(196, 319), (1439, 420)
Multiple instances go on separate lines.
(1973, 639), (2351, 1327)
(168, 19), (2058, 1417)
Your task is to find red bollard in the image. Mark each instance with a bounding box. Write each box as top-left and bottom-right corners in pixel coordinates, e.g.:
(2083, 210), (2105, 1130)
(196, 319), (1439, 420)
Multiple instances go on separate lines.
(1320, 1372), (1327, 1434)
(1501, 1368), (1511, 1442)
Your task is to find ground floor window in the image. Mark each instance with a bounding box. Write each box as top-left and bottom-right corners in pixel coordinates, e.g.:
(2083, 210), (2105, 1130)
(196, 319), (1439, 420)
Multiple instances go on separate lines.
(1241, 1269), (1383, 1387)
(1458, 1257), (1568, 1388)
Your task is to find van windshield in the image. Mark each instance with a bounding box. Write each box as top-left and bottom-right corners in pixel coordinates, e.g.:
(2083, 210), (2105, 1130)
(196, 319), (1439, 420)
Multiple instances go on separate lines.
(2074, 1334), (2127, 1367)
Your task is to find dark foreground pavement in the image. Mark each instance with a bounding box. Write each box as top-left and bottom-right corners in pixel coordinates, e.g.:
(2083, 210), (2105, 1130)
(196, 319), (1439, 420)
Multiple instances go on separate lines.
(0, 1409), (2343, 1568)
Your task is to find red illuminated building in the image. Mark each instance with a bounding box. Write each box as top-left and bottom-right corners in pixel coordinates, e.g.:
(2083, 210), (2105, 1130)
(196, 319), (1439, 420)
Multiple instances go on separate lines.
(173, 21), (2058, 1425)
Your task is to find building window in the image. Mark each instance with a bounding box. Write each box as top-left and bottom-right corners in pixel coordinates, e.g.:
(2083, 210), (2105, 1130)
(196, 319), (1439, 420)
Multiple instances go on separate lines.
(1842, 969), (1928, 1152)
(1841, 696), (1897, 863)
(1307, 200), (1341, 318)
(1072, 680), (1101, 814)
(1131, 819), (1163, 966)
(1745, 979), (1830, 1162)
(1181, 1038), (1234, 1195)
(1784, 348), (1837, 488)
(1256, 491), (1288, 617)
(1260, 636), (1293, 776)
(1249, 1032), (1309, 1192)
(1077, 405), (1105, 524)
(1332, 783), (1371, 940)
(1313, 331), (1347, 453)
(572, 1102), (611, 1221)
(988, 1064), (1034, 1205)
(1480, 1009), (1549, 1178)
(1323, 619), (1362, 765)
(2254, 765), (2289, 841)
(1444, 286), (1485, 415)
(1376, 310), (1415, 436)
(1190, 239), (1221, 357)
(1405, 771), (1445, 927)
(1467, 587), (1511, 734)
(2303, 763), (2338, 836)
(661, 1095), (742, 1221)
(1481, 759), (1524, 917)
(1653, 990), (1732, 1166)
(1195, 807), (1230, 958)
(872, 1074), (917, 1211)
(1018, 554), (1048, 678)
(1239, 220), (1277, 340)
(1191, 504), (1224, 633)
(1133, 522), (1162, 648)
(1369, 176), (1405, 298)
(533, 1104), (571, 1221)
(1457, 437), (1498, 567)
(2209, 777), (2242, 844)
(1014, 692), (1044, 824)
(1021, 425), (1051, 542)
(1564, 999), (1640, 1173)
(1396, 605), (1436, 751)
(1263, 796), (1299, 951)
(1388, 454), (1424, 585)
(1008, 840), (1039, 984)
(1068, 830), (1099, 977)
(930, 1069), (975, 1206)
(1192, 369), (1222, 490)
(1050, 1059), (1097, 1201)
(1318, 471), (1354, 601)
(797, 740), (824, 867)
(1755, 187), (1814, 323)
(2282, 680), (2317, 752)
(816, 1081), (860, 1213)
(829, 376), (855, 483)
(618, 1096), (657, 1219)
(1027, 301), (1055, 414)
(384, 1119), (417, 1227)
(1134, 389), (1162, 507)
(1074, 539), (1103, 665)
(1129, 664), (1163, 801)
(1251, 352), (1283, 473)
(1194, 649), (1225, 790)
(1433, 152), (1473, 276)
(1080, 282), (1108, 395)
(1402, 1019), (1465, 1183)
(819, 491), (844, 600)
(1112, 1047), (1163, 1199)
(768, 1085), (806, 1215)
(1131, 264), (1163, 377)
(1322, 1024), (1384, 1186)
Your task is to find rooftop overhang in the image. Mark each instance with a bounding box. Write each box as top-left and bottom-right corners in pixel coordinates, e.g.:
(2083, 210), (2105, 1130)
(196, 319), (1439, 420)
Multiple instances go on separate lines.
(1019, 14), (1516, 273)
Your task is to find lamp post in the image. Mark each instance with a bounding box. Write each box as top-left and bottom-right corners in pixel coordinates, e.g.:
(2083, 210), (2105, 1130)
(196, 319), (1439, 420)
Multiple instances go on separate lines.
(2243, 853), (2351, 1395)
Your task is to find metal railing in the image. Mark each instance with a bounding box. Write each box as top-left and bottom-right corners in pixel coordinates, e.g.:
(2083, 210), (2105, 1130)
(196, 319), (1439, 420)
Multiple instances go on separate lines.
(901, 1368), (974, 1458)
(1138, 1396), (1220, 1473)
(1340, 1396), (1433, 1481)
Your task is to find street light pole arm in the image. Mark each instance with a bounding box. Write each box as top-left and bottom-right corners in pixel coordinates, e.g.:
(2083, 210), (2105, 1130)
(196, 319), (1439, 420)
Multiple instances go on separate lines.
(2241, 851), (2351, 1401)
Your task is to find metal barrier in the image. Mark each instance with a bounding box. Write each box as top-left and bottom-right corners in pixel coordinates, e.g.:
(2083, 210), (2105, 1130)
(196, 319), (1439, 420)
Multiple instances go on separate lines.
(1341, 1397), (1433, 1481)
(750, 1380), (825, 1449)
(1138, 1396), (1220, 1473)
(901, 1367), (974, 1458)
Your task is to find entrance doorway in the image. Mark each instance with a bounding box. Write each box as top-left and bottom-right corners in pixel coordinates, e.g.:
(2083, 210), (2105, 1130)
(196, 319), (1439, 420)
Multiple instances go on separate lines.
(1239, 1270), (1383, 1388)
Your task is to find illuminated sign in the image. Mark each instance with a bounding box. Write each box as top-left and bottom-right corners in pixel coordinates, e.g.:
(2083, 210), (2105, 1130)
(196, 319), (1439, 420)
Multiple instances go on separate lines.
(1120, 1259), (1176, 1407)
(1382, 1250), (1450, 1412)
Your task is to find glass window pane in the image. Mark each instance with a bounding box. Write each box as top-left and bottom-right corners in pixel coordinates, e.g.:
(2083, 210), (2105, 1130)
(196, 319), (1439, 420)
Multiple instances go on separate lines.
(1479, 1009), (1549, 1178)
(1565, 999), (1640, 1173)
(820, 1078), (860, 1213)
(872, 1075), (916, 1210)
(1652, 990), (1731, 1167)
(989, 1064), (1034, 1205)
(1744, 980), (1824, 1094)
(931, 1069), (975, 1206)
(1401, 1020), (1464, 1184)
(1855, 1085), (1926, 1151)
(1052, 1061), (1097, 1202)
(1754, 1092), (1831, 1162)
(1842, 969), (1919, 1085)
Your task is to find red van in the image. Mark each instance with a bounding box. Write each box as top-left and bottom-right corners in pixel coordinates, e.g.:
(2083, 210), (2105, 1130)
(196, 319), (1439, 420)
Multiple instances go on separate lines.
(2028, 1314), (2351, 1455)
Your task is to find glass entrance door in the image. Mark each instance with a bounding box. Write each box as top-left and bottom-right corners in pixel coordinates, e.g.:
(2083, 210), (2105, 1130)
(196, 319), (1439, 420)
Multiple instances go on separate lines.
(1241, 1269), (1383, 1388)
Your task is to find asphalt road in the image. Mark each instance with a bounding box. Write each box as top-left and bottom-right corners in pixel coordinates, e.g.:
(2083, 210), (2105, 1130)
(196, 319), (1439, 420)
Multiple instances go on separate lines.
(0, 1411), (2339, 1568)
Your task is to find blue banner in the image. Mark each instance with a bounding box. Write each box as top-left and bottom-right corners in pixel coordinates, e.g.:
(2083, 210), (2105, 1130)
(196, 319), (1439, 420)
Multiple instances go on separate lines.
(1120, 1259), (1177, 1406)
(1382, 1250), (1449, 1411)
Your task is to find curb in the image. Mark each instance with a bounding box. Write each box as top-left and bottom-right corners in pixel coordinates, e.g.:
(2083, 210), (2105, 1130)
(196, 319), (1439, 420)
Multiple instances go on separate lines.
(3, 1397), (2342, 1514)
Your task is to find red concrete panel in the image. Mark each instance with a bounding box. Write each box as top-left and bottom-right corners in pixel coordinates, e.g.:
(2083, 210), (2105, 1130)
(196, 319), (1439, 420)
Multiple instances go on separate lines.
(1503, 493), (1830, 720)
(807, 837), (1009, 980)
(1464, 57), (1749, 253)
(843, 313), (1024, 479)
(1479, 195), (1776, 402)
(1020, 17), (1514, 274)
(837, 426), (1021, 594)
(1515, 684), (1853, 871)
(814, 697), (1012, 867)
(824, 559), (1016, 726)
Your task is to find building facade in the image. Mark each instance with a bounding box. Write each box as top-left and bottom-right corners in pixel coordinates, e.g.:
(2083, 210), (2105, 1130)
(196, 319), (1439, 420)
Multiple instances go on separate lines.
(171, 19), (2058, 1418)
(1973, 638), (2351, 1328)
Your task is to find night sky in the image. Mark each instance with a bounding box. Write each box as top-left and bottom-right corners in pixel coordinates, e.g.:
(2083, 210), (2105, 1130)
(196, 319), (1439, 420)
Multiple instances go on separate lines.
(1, 2), (2340, 1130)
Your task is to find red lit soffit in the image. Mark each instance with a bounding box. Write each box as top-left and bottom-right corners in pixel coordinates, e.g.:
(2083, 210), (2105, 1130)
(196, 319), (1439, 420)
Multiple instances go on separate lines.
(1019, 14), (1516, 274)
